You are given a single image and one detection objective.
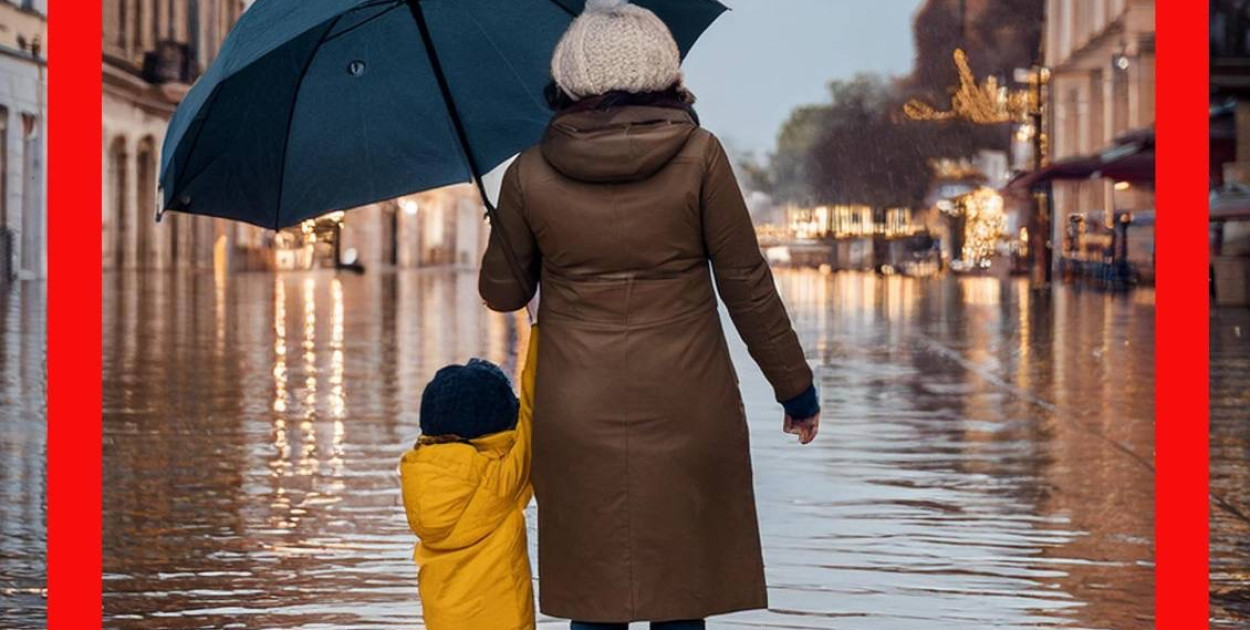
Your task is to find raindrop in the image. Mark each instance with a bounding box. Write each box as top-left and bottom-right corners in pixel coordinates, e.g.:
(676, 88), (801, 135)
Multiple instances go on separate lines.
(347, 60), (367, 77)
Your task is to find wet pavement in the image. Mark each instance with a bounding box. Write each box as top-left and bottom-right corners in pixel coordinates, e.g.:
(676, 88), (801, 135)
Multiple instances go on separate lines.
(0, 280), (47, 629)
(103, 269), (1156, 629)
(1211, 305), (1250, 628)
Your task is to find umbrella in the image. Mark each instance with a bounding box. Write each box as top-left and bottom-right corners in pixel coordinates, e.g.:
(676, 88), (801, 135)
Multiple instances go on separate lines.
(158, 0), (727, 233)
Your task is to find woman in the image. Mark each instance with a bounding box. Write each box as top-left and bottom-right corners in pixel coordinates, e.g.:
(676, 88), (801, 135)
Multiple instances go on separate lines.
(479, 1), (821, 628)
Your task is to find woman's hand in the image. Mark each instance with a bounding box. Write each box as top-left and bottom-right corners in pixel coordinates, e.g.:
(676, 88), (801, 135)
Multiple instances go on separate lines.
(783, 412), (820, 445)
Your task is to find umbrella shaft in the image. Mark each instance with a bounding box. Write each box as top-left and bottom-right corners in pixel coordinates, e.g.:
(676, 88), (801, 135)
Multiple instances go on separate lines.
(404, 0), (531, 294)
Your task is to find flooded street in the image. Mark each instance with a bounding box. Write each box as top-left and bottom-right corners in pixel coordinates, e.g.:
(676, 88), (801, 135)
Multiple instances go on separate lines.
(1211, 305), (1250, 628)
(103, 268), (1156, 629)
(0, 281), (47, 629)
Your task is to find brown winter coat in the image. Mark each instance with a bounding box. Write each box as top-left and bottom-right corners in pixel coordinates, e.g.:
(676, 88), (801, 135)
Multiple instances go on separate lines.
(479, 104), (813, 622)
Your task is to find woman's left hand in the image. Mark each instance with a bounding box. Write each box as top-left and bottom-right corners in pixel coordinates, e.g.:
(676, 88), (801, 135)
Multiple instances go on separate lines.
(783, 412), (820, 445)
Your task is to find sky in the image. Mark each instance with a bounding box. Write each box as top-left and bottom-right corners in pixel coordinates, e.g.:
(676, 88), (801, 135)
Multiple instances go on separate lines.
(681, 0), (925, 159)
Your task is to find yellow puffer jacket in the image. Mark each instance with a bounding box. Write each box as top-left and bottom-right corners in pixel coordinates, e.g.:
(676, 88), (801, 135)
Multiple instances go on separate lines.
(400, 327), (538, 630)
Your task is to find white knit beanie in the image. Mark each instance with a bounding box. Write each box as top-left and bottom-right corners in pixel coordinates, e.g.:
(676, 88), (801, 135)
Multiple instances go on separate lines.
(551, 0), (683, 101)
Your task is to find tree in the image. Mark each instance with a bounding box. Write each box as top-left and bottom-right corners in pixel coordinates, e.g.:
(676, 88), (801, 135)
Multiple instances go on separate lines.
(805, 76), (932, 208)
(768, 75), (986, 209)
(770, 105), (827, 205)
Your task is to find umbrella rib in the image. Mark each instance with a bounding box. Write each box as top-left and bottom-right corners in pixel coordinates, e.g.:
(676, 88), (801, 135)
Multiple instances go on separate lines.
(322, 2), (406, 45)
(272, 14), (348, 230)
(168, 82), (224, 204)
(405, 0), (534, 297)
(546, 0), (577, 16)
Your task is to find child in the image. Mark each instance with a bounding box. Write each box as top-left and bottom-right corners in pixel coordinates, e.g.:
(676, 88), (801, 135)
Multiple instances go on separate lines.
(400, 328), (538, 630)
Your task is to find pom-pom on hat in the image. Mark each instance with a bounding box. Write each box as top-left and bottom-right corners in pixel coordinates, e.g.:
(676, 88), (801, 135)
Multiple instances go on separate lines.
(551, 0), (683, 101)
(419, 358), (520, 440)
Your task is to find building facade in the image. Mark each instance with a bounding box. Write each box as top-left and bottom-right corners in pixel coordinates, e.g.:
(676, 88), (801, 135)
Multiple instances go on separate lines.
(103, 0), (253, 271)
(1044, 0), (1156, 273)
(102, 0), (488, 273)
(0, 0), (47, 280)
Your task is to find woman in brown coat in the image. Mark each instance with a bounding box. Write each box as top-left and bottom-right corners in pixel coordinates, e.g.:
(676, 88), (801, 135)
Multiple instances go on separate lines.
(479, 1), (820, 627)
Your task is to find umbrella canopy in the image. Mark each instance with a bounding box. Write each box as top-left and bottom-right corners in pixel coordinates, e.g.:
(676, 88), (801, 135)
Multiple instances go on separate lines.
(159, 0), (727, 230)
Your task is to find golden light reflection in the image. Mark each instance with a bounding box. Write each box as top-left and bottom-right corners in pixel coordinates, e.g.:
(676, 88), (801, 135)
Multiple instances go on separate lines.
(273, 278), (288, 414)
(329, 277), (346, 419)
(299, 276), (319, 477)
(215, 251), (227, 356)
(961, 276), (1002, 306)
(1017, 281), (1031, 393)
(272, 277), (291, 479)
(302, 276), (318, 415)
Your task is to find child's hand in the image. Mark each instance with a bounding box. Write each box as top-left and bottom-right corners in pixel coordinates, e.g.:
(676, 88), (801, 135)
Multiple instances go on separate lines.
(783, 412), (820, 445)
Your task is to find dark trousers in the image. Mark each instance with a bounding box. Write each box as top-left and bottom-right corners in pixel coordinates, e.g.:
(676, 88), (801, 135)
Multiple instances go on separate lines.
(570, 621), (705, 630)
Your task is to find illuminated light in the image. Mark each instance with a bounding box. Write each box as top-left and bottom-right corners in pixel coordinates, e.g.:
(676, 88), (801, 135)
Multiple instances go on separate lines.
(904, 49), (1031, 124)
(953, 187), (1007, 267)
(1115, 54), (1130, 71)
(400, 198), (420, 216)
(1114, 181), (1130, 191)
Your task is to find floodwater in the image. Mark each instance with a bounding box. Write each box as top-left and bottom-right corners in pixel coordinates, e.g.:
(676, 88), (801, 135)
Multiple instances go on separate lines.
(0, 281), (47, 629)
(1211, 305), (1250, 628)
(103, 269), (1156, 629)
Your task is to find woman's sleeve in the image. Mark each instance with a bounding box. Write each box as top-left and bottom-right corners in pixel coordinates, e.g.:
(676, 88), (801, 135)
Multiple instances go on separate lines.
(700, 135), (815, 406)
(479, 161), (540, 312)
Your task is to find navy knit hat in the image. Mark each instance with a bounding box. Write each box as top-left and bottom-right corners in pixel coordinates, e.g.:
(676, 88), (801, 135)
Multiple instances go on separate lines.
(419, 358), (520, 440)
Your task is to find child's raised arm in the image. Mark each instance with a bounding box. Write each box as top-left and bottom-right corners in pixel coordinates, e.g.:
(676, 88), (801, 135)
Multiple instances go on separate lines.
(498, 325), (538, 504)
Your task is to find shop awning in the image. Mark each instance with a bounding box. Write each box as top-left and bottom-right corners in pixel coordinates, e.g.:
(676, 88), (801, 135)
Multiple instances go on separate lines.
(1211, 185), (1250, 221)
(1008, 127), (1155, 190)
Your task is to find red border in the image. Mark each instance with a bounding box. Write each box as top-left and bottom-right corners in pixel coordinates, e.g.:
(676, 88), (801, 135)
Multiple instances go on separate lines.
(47, 0), (103, 628)
(1155, 0), (1209, 628)
(41, 1), (1210, 628)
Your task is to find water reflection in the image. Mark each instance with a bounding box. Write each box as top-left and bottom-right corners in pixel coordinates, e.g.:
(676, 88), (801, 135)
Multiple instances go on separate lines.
(0, 281), (47, 628)
(103, 269), (1154, 629)
(1211, 305), (1250, 627)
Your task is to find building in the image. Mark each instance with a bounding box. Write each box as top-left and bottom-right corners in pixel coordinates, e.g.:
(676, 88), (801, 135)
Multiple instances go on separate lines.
(103, 0), (254, 271)
(102, 0), (489, 274)
(1042, 0), (1156, 281)
(1210, 0), (1250, 305)
(0, 0), (46, 280)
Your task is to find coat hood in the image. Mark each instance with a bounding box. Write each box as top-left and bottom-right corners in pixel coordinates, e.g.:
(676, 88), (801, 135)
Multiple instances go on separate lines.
(399, 430), (517, 550)
(541, 105), (697, 184)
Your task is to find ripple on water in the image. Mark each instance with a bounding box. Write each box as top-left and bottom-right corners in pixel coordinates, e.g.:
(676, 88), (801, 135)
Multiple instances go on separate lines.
(0, 281), (47, 630)
(104, 270), (1154, 629)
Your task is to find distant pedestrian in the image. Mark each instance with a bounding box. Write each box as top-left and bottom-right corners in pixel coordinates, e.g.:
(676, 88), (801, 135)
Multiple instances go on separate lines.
(479, 0), (821, 628)
(399, 330), (540, 630)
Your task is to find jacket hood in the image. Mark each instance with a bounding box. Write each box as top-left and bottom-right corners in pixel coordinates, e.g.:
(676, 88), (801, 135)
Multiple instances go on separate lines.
(399, 430), (517, 549)
(541, 105), (697, 184)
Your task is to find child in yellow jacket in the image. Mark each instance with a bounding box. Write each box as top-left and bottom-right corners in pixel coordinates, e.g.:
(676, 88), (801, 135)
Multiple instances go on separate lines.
(400, 328), (538, 630)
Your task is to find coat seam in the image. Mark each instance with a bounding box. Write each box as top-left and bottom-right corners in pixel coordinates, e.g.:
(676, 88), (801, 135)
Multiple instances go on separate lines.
(624, 274), (637, 617)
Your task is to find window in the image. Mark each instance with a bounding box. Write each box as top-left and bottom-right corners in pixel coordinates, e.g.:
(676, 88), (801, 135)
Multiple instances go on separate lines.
(19, 113), (38, 273)
(0, 107), (8, 235)
(115, 0), (128, 51)
(108, 139), (128, 269)
(133, 0), (144, 56)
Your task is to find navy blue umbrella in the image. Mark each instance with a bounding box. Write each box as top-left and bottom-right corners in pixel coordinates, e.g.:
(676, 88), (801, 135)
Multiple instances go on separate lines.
(158, 0), (726, 232)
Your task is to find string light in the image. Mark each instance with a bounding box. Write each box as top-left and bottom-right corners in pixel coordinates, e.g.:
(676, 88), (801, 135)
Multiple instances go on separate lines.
(953, 187), (1008, 266)
(904, 49), (1032, 124)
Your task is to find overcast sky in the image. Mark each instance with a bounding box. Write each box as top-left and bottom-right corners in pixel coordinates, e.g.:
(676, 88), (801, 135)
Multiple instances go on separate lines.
(681, 1), (925, 158)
